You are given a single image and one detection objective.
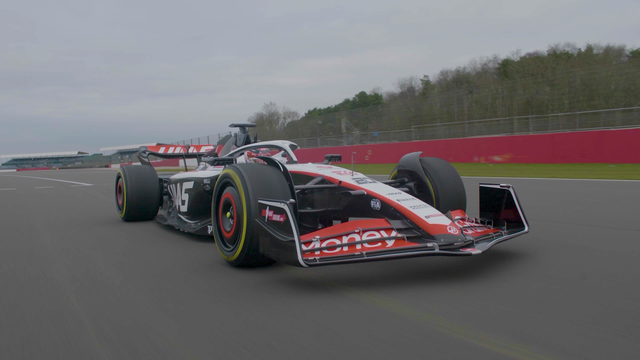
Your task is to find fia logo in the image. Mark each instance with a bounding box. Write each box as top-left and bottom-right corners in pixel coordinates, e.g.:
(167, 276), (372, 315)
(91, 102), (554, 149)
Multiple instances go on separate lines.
(370, 198), (381, 211)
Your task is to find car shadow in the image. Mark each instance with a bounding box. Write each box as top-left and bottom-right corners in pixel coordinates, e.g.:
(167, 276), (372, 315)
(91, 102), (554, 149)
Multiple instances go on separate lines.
(277, 247), (529, 291)
(154, 222), (215, 243)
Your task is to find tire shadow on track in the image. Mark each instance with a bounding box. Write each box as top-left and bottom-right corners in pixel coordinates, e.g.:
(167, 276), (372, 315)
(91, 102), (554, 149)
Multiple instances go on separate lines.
(153, 222), (216, 243)
(148, 218), (531, 289)
(279, 248), (528, 291)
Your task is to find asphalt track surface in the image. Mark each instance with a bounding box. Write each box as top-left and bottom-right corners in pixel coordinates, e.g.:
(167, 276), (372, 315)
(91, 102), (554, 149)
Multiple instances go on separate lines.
(1, 169), (639, 360)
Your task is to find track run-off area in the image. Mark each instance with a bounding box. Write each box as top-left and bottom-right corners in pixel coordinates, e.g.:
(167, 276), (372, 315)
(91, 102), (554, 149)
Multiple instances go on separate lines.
(1, 169), (639, 359)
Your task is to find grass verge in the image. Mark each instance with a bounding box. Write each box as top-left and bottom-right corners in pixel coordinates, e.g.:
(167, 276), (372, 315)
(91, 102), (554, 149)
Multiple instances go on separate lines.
(155, 168), (195, 172)
(335, 163), (640, 180)
(154, 163), (640, 180)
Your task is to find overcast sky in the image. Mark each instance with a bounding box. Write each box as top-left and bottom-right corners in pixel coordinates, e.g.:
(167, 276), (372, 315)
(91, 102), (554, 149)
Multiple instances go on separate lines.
(1, 0), (638, 155)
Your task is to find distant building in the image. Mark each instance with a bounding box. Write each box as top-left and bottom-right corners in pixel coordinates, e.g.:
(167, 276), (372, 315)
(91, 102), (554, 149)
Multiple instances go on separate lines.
(99, 143), (159, 164)
(0, 151), (91, 169)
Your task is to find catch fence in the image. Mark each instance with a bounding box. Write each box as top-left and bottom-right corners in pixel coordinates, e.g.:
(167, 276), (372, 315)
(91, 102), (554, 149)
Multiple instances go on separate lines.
(289, 107), (640, 148)
(171, 107), (640, 149)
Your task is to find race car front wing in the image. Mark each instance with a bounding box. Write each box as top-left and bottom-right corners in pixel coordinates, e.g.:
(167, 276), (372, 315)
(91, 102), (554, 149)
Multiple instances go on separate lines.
(256, 183), (529, 267)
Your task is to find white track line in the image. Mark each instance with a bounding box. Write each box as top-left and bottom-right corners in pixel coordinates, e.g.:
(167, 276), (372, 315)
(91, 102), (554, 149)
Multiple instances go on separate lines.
(35, 186), (54, 189)
(0, 188), (17, 191)
(1, 175), (93, 186)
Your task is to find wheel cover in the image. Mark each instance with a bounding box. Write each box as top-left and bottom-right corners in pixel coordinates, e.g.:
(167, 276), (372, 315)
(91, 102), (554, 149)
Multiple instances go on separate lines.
(116, 177), (125, 213)
(218, 190), (239, 249)
(213, 170), (250, 262)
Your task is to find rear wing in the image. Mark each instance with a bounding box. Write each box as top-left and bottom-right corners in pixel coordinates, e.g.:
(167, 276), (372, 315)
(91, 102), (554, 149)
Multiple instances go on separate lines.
(137, 145), (219, 170)
(139, 145), (217, 159)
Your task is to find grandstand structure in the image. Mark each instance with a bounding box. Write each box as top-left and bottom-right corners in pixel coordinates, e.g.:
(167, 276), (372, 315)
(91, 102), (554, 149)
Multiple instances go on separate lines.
(99, 143), (159, 157)
(99, 143), (160, 164)
(0, 151), (91, 170)
(0, 143), (168, 170)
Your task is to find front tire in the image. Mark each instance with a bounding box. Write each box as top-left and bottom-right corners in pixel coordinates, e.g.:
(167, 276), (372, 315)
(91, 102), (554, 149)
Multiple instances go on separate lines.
(212, 163), (293, 267)
(390, 155), (466, 214)
(115, 166), (161, 222)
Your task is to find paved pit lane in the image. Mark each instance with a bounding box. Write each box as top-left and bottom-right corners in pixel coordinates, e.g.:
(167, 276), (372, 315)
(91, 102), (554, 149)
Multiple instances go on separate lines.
(1, 169), (639, 359)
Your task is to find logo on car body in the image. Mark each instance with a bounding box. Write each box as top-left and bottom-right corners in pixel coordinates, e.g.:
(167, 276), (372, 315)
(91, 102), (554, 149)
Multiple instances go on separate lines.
(168, 181), (194, 212)
(262, 208), (286, 223)
(370, 199), (381, 210)
(409, 204), (429, 210)
(352, 177), (377, 185)
(302, 229), (399, 256)
(331, 170), (353, 176)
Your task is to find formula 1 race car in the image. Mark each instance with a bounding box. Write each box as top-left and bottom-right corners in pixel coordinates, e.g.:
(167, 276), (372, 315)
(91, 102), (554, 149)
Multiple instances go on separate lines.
(115, 124), (529, 267)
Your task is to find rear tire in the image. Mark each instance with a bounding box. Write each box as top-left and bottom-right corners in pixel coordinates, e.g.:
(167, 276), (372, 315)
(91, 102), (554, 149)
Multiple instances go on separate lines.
(391, 156), (466, 214)
(115, 166), (161, 222)
(212, 163), (293, 267)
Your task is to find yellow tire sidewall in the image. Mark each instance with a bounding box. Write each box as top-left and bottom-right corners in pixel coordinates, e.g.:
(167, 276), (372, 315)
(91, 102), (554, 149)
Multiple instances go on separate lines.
(118, 170), (127, 218)
(214, 169), (248, 262)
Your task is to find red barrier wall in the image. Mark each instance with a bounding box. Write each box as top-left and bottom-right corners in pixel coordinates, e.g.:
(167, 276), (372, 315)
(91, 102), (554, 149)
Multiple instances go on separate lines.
(118, 159), (180, 167)
(293, 128), (640, 164)
(16, 167), (51, 171)
(150, 159), (180, 167)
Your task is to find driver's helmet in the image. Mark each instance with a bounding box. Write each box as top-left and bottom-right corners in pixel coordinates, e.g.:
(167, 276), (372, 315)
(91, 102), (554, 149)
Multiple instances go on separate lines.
(242, 148), (271, 164)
